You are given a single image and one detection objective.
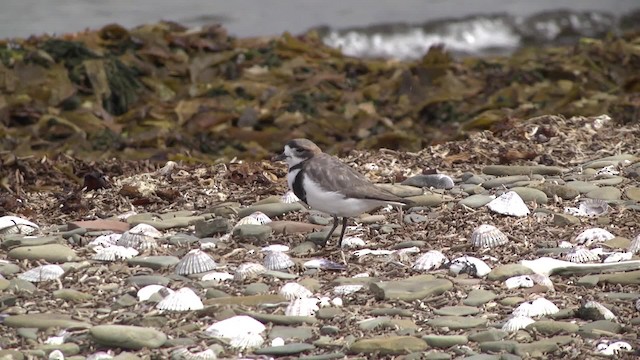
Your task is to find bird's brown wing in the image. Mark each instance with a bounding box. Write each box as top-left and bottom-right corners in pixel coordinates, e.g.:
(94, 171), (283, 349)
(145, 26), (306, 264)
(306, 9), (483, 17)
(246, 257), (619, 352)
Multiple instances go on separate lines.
(304, 154), (410, 204)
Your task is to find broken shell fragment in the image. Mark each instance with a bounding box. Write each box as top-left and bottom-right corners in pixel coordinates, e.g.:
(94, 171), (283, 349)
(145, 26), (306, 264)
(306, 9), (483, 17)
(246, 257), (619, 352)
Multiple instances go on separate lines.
(449, 256), (491, 277)
(565, 199), (610, 217)
(261, 244), (290, 252)
(574, 227), (615, 246)
(171, 348), (217, 360)
(504, 275), (534, 289)
(137, 285), (174, 302)
(0, 216), (39, 235)
(603, 252), (633, 263)
(18, 264), (65, 282)
(629, 233), (640, 254)
(487, 191), (530, 217)
(200, 271), (234, 282)
(470, 224), (509, 248)
(303, 258), (346, 270)
(578, 300), (617, 321)
(341, 236), (366, 249)
(175, 249), (217, 275)
(413, 250), (448, 271)
(156, 287), (203, 311)
(88, 233), (122, 248)
(280, 190), (300, 204)
(285, 297), (319, 316)
(229, 333), (265, 351)
(333, 284), (364, 295)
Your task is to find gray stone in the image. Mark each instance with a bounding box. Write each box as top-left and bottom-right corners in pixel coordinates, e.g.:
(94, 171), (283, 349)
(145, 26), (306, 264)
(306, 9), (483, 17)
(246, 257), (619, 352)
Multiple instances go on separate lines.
(526, 320), (579, 335)
(127, 256), (179, 270)
(349, 336), (428, 355)
(509, 187), (548, 204)
(4, 314), (91, 329)
(579, 320), (622, 334)
(90, 325), (166, 349)
(7, 244), (78, 263)
(482, 165), (565, 176)
(308, 215), (330, 225)
(479, 341), (518, 353)
(317, 307), (344, 319)
(552, 213), (580, 226)
(487, 264), (533, 281)
(591, 177), (624, 186)
(166, 234), (200, 246)
(482, 176), (530, 189)
(17, 327), (38, 340)
(0, 262), (21, 276)
(254, 343), (315, 356)
(458, 194), (494, 208)
(534, 183), (579, 200)
(422, 335), (468, 348)
(299, 352), (346, 360)
(1, 235), (62, 249)
(8, 279), (36, 293)
(404, 194), (447, 207)
(290, 241), (318, 256)
(463, 289), (497, 306)
(370, 275), (453, 301)
(244, 282), (269, 295)
(232, 224), (272, 241)
(404, 213), (428, 223)
(126, 275), (170, 287)
(586, 187), (622, 200)
(34, 343), (80, 356)
(194, 218), (231, 237)
(320, 326), (340, 336)
(433, 306), (480, 316)
(427, 316), (487, 329)
(565, 181), (599, 194)
(269, 326), (314, 340)
(468, 329), (507, 342)
(625, 187), (640, 201)
(237, 203), (305, 218)
(53, 289), (93, 301)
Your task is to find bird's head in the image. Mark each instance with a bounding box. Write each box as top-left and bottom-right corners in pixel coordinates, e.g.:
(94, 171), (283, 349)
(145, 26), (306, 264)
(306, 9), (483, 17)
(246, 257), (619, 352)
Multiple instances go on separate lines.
(272, 138), (322, 167)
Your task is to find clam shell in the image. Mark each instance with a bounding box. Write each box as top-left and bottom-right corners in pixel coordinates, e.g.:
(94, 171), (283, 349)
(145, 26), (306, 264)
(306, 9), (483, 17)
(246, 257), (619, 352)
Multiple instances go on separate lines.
(88, 234), (122, 249)
(205, 315), (266, 339)
(333, 284), (364, 295)
(341, 236), (366, 249)
(0, 216), (39, 235)
(303, 258), (346, 270)
(117, 224), (161, 250)
(502, 316), (535, 332)
(234, 262), (267, 281)
(171, 348), (217, 360)
(512, 298), (559, 317)
(280, 190), (300, 204)
(565, 246), (600, 263)
(581, 300), (617, 321)
(137, 285), (174, 302)
(236, 211), (272, 227)
(175, 249), (217, 275)
(629, 233), (640, 254)
(285, 298), (319, 316)
(578, 199), (610, 216)
(470, 224), (509, 248)
(603, 252), (633, 263)
(263, 251), (294, 270)
(200, 271), (234, 282)
(92, 246), (139, 261)
(279, 282), (313, 300)
(504, 275), (534, 289)
(575, 228), (615, 246)
(18, 264), (64, 282)
(229, 333), (264, 350)
(449, 256), (491, 277)
(413, 250), (448, 271)
(487, 191), (530, 217)
(156, 288), (203, 311)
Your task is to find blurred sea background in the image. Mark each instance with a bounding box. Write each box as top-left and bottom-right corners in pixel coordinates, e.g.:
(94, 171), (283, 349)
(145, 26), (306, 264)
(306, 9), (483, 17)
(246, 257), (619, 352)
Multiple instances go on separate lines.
(0, 0), (638, 60)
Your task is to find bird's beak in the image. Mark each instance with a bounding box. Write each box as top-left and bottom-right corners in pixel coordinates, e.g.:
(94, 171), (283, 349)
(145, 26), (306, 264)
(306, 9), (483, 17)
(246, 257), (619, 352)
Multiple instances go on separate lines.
(272, 153), (286, 162)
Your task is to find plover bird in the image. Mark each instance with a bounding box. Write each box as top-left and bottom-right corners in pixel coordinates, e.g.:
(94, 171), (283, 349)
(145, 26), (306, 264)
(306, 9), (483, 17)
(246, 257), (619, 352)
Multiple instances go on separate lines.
(273, 138), (412, 247)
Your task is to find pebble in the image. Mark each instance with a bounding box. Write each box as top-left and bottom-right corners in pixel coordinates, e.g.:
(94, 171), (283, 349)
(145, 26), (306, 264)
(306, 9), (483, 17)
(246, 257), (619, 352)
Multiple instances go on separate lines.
(433, 306), (480, 316)
(509, 187), (548, 204)
(586, 187), (621, 200)
(349, 336), (428, 355)
(127, 256), (179, 270)
(232, 224), (273, 241)
(579, 320), (622, 335)
(404, 194), (447, 207)
(4, 314), (91, 329)
(426, 316), (488, 329)
(463, 289), (497, 306)
(526, 320), (579, 335)
(8, 244), (78, 263)
(0, 262), (21, 276)
(194, 218), (231, 237)
(244, 282), (269, 295)
(482, 175), (530, 189)
(458, 194), (494, 208)
(90, 325), (167, 349)
(237, 203), (304, 218)
(370, 276), (453, 301)
(267, 221), (325, 234)
(468, 329), (507, 342)
(565, 180), (600, 193)
(625, 186), (640, 201)
(126, 275), (171, 287)
(487, 264), (533, 281)
(269, 326), (315, 340)
(53, 289), (93, 301)
(68, 219), (129, 233)
(534, 183), (579, 199)
(422, 335), (469, 348)
(483, 165), (565, 176)
(255, 343), (315, 356)
(552, 213), (580, 226)
(2, 235), (62, 248)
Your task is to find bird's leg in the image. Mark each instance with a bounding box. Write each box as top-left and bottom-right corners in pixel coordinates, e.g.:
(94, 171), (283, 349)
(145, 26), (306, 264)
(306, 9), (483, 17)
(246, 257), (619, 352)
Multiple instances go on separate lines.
(318, 215), (340, 247)
(338, 217), (348, 248)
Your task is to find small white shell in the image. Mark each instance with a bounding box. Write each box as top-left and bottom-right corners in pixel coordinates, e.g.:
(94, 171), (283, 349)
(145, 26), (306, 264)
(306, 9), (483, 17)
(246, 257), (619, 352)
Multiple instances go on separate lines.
(175, 249), (217, 275)
(487, 191), (530, 217)
(449, 256), (491, 277)
(88, 233), (122, 249)
(18, 264), (64, 282)
(0, 216), (39, 235)
(413, 250), (448, 271)
(529, 274), (555, 290)
(470, 224), (509, 248)
(234, 263), (267, 281)
(200, 271), (234, 282)
(86, 351), (114, 360)
(582, 300), (617, 321)
(597, 341), (633, 356)
(171, 348), (217, 360)
(352, 272), (370, 278)
(341, 236), (366, 249)
(504, 275), (534, 289)
(45, 330), (69, 345)
(285, 298), (319, 316)
(558, 241), (574, 248)
(156, 288), (203, 311)
(117, 223), (161, 250)
(502, 316), (535, 332)
(318, 296), (331, 308)
(262, 244), (290, 252)
(137, 285), (174, 302)
(263, 251), (294, 270)
(271, 337), (285, 347)
(629, 233), (640, 254)
(333, 284), (364, 295)
(280, 190), (300, 204)
(229, 333), (264, 350)
(565, 246), (600, 263)
(636, 298), (640, 311)
(205, 315), (266, 339)
(303, 258), (346, 270)
(512, 298), (559, 317)
(279, 283), (313, 300)
(603, 252), (633, 263)
(49, 350), (65, 360)
(332, 297), (343, 307)
(92, 245), (139, 261)
(236, 211), (272, 227)
(575, 228), (615, 246)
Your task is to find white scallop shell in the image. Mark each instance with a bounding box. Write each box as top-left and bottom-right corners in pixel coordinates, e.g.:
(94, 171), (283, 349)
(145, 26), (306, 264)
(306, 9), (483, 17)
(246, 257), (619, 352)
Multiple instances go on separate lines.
(234, 262), (267, 281)
(175, 249), (217, 275)
(156, 288), (203, 311)
(271, 337), (285, 347)
(88, 233), (122, 249)
(236, 211), (272, 227)
(137, 285), (174, 302)
(285, 298), (319, 316)
(512, 298), (559, 317)
(200, 271), (234, 282)
(261, 244), (290, 252)
(583, 300), (617, 321)
(279, 283), (313, 300)
(303, 258), (346, 270)
(603, 252), (633, 263)
(502, 316), (535, 332)
(18, 264), (65, 282)
(229, 333), (264, 350)
(629, 233), (640, 254)
(171, 348), (217, 360)
(205, 315), (266, 339)
(575, 228), (615, 246)
(341, 236), (366, 249)
(449, 256), (491, 277)
(280, 190), (300, 204)
(487, 191), (530, 217)
(333, 284), (364, 295)
(413, 250), (448, 271)
(565, 246), (600, 263)
(0, 216), (39, 235)
(263, 251), (294, 270)
(92, 245), (139, 261)
(470, 224), (509, 248)
(117, 224), (161, 250)
(558, 241), (574, 248)
(597, 341), (633, 356)
(578, 199), (610, 216)
(504, 275), (534, 289)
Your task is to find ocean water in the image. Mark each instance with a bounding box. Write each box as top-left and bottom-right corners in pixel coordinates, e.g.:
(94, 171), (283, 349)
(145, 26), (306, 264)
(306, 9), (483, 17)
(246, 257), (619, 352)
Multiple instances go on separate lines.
(0, 0), (637, 59)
